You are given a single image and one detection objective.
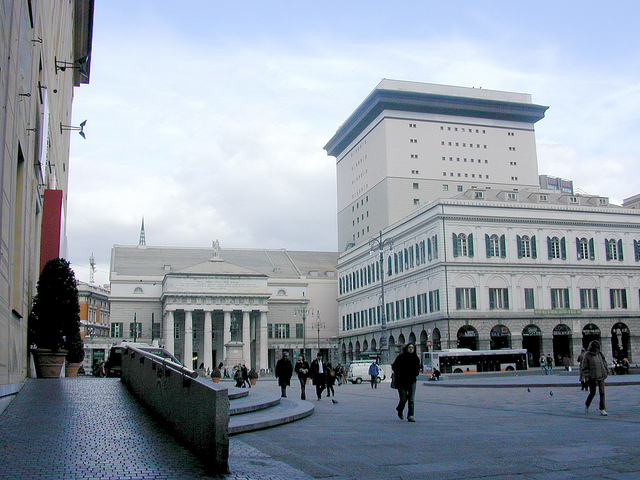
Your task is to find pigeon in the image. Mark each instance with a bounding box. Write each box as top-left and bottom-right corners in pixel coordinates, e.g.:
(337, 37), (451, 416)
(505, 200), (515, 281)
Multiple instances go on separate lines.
(332, 399), (338, 404)
(549, 390), (553, 396)
(527, 388), (530, 393)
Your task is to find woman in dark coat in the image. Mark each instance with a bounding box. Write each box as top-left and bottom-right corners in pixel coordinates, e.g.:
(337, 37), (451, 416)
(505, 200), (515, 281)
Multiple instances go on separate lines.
(392, 343), (421, 422)
(294, 354), (310, 400)
(275, 352), (293, 397)
(581, 340), (609, 416)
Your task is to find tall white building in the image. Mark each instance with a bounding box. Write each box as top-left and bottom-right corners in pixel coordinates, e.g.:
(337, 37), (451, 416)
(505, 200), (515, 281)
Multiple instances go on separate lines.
(325, 80), (640, 367)
(325, 80), (548, 251)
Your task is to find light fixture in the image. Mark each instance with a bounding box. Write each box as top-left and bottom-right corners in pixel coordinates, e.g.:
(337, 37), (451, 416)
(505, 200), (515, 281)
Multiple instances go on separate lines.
(60, 120), (87, 139)
(55, 55), (89, 76)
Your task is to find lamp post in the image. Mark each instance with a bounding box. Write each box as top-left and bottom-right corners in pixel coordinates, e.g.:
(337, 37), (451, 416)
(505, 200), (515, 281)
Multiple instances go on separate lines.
(132, 313), (138, 342)
(311, 313), (325, 353)
(294, 295), (313, 357)
(369, 231), (394, 366)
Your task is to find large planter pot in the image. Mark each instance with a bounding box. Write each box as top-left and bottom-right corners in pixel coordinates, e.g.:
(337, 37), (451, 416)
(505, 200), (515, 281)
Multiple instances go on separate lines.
(211, 377), (221, 383)
(249, 377), (258, 386)
(65, 362), (82, 378)
(32, 349), (67, 379)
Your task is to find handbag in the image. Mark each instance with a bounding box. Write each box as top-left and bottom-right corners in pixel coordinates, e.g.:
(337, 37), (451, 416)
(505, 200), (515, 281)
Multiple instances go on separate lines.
(390, 373), (397, 389)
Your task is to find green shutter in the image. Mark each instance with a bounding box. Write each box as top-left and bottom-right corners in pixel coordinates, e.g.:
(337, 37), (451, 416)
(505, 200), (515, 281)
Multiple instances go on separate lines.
(504, 289), (509, 309)
(485, 234), (491, 258)
(576, 238), (581, 260)
(531, 236), (537, 258)
(618, 239), (624, 261)
(500, 235), (506, 258)
(471, 288), (477, 309)
(561, 237), (567, 260)
(489, 289), (495, 309)
(589, 238), (595, 260)
(455, 288), (461, 310)
(517, 235), (522, 258)
(605, 238), (611, 260)
(468, 233), (474, 257)
(452, 233), (459, 257)
(547, 237), (552, 260)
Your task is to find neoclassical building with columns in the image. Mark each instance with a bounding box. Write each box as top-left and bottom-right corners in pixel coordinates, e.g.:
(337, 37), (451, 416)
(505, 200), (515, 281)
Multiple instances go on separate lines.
(109, 243), (338, 372)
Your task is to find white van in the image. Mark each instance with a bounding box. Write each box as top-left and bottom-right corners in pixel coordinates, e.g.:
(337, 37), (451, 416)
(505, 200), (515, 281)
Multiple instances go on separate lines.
(347, 360), (386, 384)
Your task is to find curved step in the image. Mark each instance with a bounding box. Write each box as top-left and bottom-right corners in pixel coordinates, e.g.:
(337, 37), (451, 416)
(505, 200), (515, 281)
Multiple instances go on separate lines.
(230, 392), (282, 415)
(229, 397), (314, 435)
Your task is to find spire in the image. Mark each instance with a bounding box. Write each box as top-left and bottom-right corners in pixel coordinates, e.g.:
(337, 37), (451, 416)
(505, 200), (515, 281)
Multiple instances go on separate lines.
(139, 217), (146, 246)
(89, 253), (96, 284)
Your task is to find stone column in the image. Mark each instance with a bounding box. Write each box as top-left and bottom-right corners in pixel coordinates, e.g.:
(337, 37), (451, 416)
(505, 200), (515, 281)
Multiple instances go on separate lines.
(164, 310), (175, 355)
(242, 311), (251, 366)
(259, 311), (268, 371)
(204, 310), (213, 371)
(223, 310), (231, 360)
(184, 309), (193, 370)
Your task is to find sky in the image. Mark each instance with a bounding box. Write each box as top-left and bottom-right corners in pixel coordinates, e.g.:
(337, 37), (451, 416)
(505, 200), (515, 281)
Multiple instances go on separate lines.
(66, 1), (640, 286)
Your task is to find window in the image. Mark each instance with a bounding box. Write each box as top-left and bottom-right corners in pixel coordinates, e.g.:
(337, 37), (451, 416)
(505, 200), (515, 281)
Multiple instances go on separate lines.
(152, 322), (161, 339)
(605, 238), (623, 261)
(634, 240), (640, 261)
(551, 288), (570, 310)
(457, 185), (463, 192)
(489, 288), (509, 309)
(610, 289), (628, 309)
(452, 233), (474, 257)
(576, 238), (595, 260)
(539, 194), (548, 202)
(413, 183), (419, 189)
(507, 192), (517, 200)
(524, 288), (535, 309)
(111, 322), (123, 338)
(174, 324), (180, 339)
(129, 322), (142, 339)
(410, 138), (418, 143)
(547, 236), (566, 260)
(455, 288), (477, 310)
(517, 235), (537, 259)
(296, 323), (304, 338)
(580, 289), (599, 309)
(485, 234), (506, 258)
(270, 323), (290, 339)
(429, 290), (441, 312)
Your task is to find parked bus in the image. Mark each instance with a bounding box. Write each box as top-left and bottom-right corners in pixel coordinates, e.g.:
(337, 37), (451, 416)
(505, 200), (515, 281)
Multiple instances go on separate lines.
(422, 348), (529, 374)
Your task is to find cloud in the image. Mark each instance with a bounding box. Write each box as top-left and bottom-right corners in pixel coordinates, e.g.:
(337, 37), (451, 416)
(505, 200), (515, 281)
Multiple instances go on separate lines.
(67, 6), (640, 286)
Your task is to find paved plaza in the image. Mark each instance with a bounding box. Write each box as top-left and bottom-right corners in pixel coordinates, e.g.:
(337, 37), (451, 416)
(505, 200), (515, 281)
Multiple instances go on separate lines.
(2, 372), (640, 479)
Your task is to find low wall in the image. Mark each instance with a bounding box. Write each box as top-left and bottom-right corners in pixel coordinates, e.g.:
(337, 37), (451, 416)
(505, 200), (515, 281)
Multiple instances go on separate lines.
(120, 346), (229, 474)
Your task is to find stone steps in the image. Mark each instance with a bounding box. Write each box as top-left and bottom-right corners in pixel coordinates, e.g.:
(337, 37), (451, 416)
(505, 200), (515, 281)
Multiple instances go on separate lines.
(222, 384), (314, 435)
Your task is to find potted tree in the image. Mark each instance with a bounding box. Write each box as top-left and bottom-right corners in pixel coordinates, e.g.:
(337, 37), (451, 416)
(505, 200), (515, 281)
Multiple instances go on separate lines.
(248, 368), (259, 386)
(28, 258), (83, 378)
(210, 367), (222, 383)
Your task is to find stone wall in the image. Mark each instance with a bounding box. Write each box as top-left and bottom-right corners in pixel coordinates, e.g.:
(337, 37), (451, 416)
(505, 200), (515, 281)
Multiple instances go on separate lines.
(120, 345), (229, 474)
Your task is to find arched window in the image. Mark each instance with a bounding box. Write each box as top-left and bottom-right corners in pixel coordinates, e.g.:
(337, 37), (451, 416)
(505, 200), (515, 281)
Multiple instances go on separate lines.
(457, 233), (468, 257)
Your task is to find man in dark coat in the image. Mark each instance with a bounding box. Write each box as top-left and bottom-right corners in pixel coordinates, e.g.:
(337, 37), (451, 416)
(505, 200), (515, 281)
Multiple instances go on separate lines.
(392, 343), (421, 422)
(275, 351), (293, 397)
(581, 340), (609, 416)
(310, 353), (326, 400)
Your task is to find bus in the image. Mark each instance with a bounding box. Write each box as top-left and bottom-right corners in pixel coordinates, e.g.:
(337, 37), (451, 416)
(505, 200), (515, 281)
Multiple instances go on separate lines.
(422, 348), (529, 374)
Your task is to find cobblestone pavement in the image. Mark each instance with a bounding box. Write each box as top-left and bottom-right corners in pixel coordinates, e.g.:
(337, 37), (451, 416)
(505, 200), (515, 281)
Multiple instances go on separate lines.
(239, 374), (640, 480)
(3, 374), (640, 479)
(0, 378), (309, 480)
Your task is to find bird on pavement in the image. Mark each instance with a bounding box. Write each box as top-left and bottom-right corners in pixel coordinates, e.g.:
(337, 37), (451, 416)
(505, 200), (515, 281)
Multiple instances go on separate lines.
(549, 390), (554, 396)
(332, 399), (338, 404)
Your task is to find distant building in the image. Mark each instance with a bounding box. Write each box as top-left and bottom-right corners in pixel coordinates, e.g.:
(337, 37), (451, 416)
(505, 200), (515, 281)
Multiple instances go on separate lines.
(77, 281), (110, 371)
(623, 193), (640, 210)
(0, 0), (94, 391)
(326, 80), (640, 367)
(109, 244), (338, 371)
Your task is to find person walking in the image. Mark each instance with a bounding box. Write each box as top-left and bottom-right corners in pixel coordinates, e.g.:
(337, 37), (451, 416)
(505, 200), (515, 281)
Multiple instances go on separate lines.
(325, 362), (336, 397)
(546, 354), (554, 375)
(392, 343), (421, 422)
(275, 351), (293, 398)
(539, 354), (547, 375)
(294, 354), (310, 400)
(310, 353), (326, 400)
(368, 360), (380, 388)
(241, 364), (250, 388)
(581, 340), (609, 416)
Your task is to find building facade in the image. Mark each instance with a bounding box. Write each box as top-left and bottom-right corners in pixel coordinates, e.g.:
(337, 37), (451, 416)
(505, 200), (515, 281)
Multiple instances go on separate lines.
(326, 79), (640, 368)
(77, 281), (110, 372)
(109, 243), (338, 372)
(0, 0), (94, 392)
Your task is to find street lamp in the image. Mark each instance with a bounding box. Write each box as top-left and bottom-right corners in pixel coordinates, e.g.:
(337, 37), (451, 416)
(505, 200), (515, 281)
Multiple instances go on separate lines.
(369, 231), (394, 366)
(311, 312), (325, 352)
(294, 294), (313, 357)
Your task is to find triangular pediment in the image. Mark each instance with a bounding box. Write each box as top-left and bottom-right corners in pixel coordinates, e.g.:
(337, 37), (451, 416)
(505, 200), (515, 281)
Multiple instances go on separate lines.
(168, 259), (266, 277)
